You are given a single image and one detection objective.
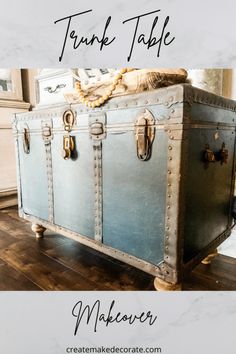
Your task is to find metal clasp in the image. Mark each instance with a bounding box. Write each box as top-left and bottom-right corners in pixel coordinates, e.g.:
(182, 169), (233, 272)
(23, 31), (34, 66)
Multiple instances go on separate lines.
(135, 109), (155, 161)
(62, 135), (75, 160)
(42, 125), (51, 137)
(90, 122), (104, 138)
(89, 113), (107, 141)
(23, 124), (30, 154)
(203, 143), (228, 165)
(204, 144), (216, 163)
(63, 109), (75, 132)
(61, 110), (76, 160)
(42, 120), (53, 144)
(219, 142), (228, 164)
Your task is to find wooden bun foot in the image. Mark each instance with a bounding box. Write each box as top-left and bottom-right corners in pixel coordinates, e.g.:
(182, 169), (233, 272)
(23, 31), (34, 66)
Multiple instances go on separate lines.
(154, 277), (182, 291)
(31, 223), (46, 239)
(201, 249), (218, 265)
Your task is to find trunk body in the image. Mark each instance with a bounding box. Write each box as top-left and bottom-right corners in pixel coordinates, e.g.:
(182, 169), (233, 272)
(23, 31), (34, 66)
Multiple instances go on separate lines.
(13, 84), (236, 285)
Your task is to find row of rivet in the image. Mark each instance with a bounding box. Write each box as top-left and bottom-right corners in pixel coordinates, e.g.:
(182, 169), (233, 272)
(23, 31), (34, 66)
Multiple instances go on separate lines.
(163, 137), (174, 273)
(44, 141), (54, 223)
(72, 90), (179, 112)
(15, 88), (236, 124)
(93, 143), (103, 242)
(75, 98), (167, 113)
(25, 211), (162, 276)
(15, 110), (66, 122)
(185, 90), (236, 111)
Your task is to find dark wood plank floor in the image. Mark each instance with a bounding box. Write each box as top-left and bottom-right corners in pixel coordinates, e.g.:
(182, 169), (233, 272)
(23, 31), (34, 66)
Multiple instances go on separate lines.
(0, 206), (236, 291)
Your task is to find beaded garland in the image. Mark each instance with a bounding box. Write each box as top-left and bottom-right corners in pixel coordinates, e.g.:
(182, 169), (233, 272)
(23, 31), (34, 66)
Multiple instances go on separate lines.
(75, 68), (134, 108)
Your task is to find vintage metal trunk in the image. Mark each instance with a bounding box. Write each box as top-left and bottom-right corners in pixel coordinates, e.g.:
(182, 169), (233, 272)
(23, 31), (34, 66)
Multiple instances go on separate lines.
(13, 84), (236, 289)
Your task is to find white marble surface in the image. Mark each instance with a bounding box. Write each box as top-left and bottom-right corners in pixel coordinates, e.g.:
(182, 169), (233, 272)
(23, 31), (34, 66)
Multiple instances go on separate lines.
(0, 292), (236, 354)
(0, 0), (236, 67)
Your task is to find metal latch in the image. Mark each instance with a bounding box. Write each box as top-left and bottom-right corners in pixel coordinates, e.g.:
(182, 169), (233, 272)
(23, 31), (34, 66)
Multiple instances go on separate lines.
(90, 122), (104, 137)
(203, 142), (228, 165)
(61, 110), (76, 160)
(42, 126), (51, 137)
(135, 109), (155, 161)
(42, 120), (53, 143)
(204, 144), (216, 163)
(62, 135), (75, 160)
(219, 142), (228, 164)
(89, 113), (106, 141)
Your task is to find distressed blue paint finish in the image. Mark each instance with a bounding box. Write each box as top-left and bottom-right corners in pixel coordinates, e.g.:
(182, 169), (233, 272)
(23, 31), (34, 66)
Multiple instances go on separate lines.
(52, 132), (95, 237)
(103, 129), (167, 266)
(183, 128), (235, 262)
(104, 105), (169, 125)
(18, 134), (49, 221)
(189, 102), (236, 124)
(15, 85), (236, 278)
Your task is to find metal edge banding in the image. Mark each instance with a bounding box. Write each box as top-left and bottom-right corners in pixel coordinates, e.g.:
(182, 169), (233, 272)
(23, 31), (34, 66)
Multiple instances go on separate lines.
(74, 85), (179, 113)
(184, 123), (236, 130)
(15, 105), (71, 121)
(89, 112), (107, 242)
(184, 84), (236, 112)
(93, 142), (103, 242)
(73, 88), (181, 113)
(72, 84), (236, 113)
(15, 123), (236, 139)
(156, 124), (185, 284)
(21, 212), (162, 277)
(14, 84), (236, 122)
(16, 124), (168, 136)
(45, 143), (54, 223)
(41, 119), (54, 224)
